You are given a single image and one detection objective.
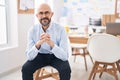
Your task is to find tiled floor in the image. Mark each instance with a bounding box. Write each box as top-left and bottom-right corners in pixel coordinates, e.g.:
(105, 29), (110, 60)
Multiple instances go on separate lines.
(0, 56), (120, 80)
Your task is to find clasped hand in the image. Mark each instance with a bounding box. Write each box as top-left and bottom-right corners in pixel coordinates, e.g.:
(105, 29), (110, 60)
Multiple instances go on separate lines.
(35, 33), (54, 49)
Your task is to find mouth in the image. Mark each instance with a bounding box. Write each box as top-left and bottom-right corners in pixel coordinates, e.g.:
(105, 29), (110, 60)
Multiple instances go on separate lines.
(43, 19), (48, 23)
(40, 18), (50, 26)
(41, 17), (49, 21)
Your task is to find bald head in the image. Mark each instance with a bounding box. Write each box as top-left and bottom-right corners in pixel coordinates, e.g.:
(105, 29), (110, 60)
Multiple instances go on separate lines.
(36, 3), (53, 28)
(37, 3), (52, 14)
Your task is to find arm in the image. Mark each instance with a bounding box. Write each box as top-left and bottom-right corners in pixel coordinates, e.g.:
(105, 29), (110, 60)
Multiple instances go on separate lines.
(46, 28), (69, 61)
(25, 28), (39, 61)
(26, 28), (48, 61)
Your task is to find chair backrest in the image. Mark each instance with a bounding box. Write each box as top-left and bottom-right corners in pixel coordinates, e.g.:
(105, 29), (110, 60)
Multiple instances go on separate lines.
(87, 33), (120, 62)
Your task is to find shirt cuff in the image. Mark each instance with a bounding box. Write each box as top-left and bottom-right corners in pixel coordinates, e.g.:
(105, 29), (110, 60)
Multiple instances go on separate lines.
(51, 44), (59, 53)
(33, 45), (39, 53)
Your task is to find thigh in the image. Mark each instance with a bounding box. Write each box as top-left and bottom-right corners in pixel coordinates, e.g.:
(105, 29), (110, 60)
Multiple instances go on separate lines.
(22, 54), (48, 73)
(50, 57), (71, 73)
(50, 56), (71, 80)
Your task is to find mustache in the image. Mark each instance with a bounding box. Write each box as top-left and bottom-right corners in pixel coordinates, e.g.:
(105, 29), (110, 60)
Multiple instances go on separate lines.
(41, 17), (49, 21)
(40, 17), (51, 26)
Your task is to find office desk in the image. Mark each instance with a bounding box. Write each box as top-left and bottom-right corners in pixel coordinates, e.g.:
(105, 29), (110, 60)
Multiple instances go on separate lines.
(69, 34), (88, 44)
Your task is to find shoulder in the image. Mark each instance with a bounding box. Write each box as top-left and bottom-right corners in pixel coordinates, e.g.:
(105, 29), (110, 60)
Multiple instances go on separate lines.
(51, 22), (65, 31)
(29, 23), (40, 33)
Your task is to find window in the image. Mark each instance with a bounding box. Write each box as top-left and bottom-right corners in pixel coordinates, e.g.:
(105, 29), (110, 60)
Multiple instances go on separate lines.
(0, 0), (7, 45)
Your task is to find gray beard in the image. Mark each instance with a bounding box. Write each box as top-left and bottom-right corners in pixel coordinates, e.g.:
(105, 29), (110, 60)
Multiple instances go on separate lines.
(42, 22), (49, 26)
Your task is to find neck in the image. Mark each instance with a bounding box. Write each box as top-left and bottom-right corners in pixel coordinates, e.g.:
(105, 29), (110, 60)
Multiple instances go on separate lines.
(42, 26), (49, 32)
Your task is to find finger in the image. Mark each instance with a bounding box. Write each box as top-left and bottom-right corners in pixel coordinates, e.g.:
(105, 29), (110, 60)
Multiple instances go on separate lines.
(41, 33), (47, 39)
(40, 38), (46, 42)
(40, 33), (46, 37)
(45, 33), (50, 38)
(46, 37), (50, 41)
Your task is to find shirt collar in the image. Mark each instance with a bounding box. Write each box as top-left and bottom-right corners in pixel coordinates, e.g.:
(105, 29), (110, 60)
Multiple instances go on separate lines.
(46, 22), (53, 32)
(39, 22), (53, 33)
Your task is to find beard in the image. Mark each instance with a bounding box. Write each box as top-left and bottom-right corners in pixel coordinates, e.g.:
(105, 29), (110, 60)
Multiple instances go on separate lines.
(40, 17), (51, 26)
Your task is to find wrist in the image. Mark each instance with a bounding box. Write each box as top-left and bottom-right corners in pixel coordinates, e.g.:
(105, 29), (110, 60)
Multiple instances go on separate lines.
(51, 44), (54, 48)
(35, 44), (41, 50)
(35, 42), (41, 50)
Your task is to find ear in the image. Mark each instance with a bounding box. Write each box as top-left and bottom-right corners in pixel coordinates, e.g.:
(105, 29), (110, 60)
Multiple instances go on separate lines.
(50, 12), (54, 18)
(36, 14), (38, 17)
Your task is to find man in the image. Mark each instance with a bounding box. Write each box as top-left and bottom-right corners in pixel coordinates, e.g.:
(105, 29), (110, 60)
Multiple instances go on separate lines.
(22, 3), (71, 80)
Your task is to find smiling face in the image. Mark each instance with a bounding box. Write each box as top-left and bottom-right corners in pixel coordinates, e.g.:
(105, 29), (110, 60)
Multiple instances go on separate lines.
(36, 4), (53, 27)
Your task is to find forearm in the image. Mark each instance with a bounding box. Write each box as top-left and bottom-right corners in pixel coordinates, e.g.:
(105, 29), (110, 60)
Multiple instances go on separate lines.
(51, 44), (69, 61)
(26, 45), (39, 61)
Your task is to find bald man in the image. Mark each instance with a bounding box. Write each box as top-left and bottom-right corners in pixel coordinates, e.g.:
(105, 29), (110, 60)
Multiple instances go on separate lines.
(22, 3), (71, 80)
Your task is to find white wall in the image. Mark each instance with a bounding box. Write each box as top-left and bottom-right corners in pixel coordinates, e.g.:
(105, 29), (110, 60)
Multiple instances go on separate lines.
(0, 0), (34, 74)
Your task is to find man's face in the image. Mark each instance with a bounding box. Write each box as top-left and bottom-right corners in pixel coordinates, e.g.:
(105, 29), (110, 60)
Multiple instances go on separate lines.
(39, 11), (51, 26)
(36, 8), (53, 27)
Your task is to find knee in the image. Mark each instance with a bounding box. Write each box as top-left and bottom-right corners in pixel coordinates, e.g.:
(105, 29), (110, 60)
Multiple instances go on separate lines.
(21, 64), (27, 73)
(21, 63), (31, 74)
(58, 65), (71, 80)
(59, 65), (71, 74)
(64, 66), (71, 73)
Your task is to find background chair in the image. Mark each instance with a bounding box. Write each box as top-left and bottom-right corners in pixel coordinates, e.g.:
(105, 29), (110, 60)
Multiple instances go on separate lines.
(87, 33), (120, 80)
(71, 43), (93, 71)
(34, 66), (59, 80)
(69, 36), (93, 71)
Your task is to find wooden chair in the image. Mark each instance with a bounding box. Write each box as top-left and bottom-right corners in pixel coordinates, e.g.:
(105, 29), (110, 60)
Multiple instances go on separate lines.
(116, 59), (120, 73)
(69, 35), (93, 71)
(87, 33), (120, 80)
(34, 66), (59, 80)
(71, 43), (94, 71)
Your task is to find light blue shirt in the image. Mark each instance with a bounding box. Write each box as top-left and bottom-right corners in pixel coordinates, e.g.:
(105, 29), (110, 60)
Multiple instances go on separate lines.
(26, 22), (69, 61)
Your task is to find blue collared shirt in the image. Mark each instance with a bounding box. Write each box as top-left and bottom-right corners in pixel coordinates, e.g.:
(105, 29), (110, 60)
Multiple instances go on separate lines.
(25, 22), (69, 61)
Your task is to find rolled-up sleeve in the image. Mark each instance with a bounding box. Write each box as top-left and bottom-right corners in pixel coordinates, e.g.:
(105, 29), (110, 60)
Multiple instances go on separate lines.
(25, 27), (39, 61)
(51, 28), (69, 61)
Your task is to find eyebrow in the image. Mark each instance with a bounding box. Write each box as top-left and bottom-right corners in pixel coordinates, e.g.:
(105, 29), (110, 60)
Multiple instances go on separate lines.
(39, 11), (49, 12)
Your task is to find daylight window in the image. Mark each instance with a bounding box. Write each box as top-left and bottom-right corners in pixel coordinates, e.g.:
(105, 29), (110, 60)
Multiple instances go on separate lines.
(0, 0), (7, 45)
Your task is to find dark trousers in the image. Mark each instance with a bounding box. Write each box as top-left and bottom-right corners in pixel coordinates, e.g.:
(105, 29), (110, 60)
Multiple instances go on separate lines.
(22, 53), (71, 80)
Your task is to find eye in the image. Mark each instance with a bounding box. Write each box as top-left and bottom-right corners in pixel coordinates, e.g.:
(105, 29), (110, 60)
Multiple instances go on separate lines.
(39, 12), (43, 15)
(38, 11), (50, 16)
(44, 11), (50, 15)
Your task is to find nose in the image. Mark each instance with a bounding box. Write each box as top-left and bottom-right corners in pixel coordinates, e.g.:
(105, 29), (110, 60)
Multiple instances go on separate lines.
(42, 13), (47, 17)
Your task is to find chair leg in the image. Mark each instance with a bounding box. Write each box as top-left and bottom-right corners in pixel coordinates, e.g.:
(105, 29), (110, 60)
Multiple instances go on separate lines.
(99, 64), (107, 78)
(74, 55), (77, 62)
(116, 60), (120, 73)
(88, 53), (94, 64)
(72, 48), (78, 63)
(83, 48), (88, 71)
(92, 62), (100, 80)
(83, 55), (87, 71)
(89, 61), (119, 80)
(112, 64), (118, 80)
(34, 68), (44, 80)
(89, 62), (98, 80)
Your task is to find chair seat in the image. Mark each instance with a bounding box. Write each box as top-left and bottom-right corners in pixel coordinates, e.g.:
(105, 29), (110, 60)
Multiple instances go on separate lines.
(71, 43), (87, 48)
(34, 66), (59, 80)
